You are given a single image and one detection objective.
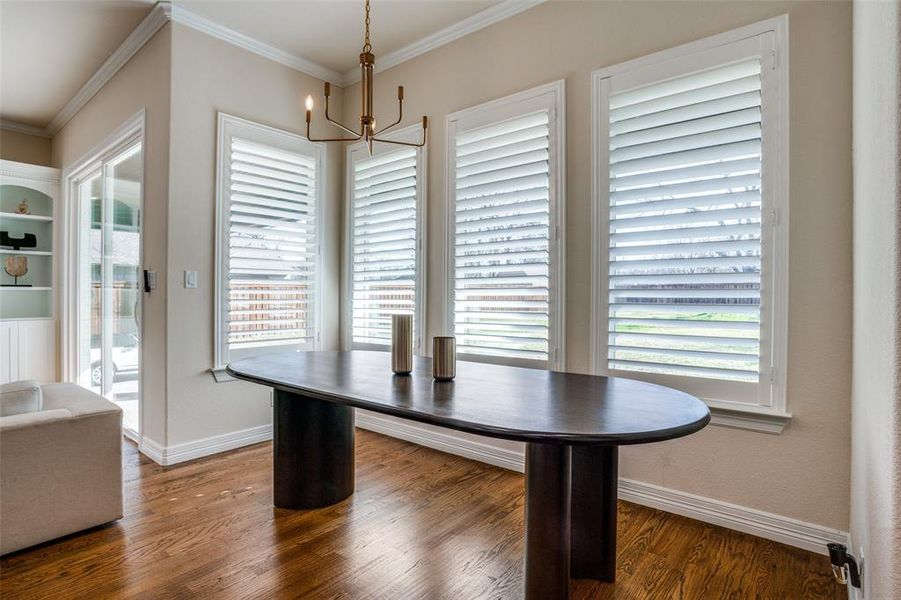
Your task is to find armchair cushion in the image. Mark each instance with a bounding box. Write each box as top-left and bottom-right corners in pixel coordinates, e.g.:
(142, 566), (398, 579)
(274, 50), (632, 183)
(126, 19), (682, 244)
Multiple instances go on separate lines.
(0, 380), (42, 417)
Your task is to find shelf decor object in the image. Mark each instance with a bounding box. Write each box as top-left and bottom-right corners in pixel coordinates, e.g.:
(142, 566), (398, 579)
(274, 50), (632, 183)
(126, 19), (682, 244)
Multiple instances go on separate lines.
(303, 0), (427, 154)
(391, 314), (413, 375)
(1, 231), (37, 251)
(432, 337), (456, 381)
(14, 199), (30, 215)
(3, 256), (29, 287)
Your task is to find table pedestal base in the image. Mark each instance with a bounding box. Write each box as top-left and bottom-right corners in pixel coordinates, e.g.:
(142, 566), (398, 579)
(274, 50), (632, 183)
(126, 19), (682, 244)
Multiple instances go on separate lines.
(271, 396), (620, 599)
(571, 445), (618, 582)
(524, 443), (619, 599)
(525, 443), (572, 600)
(273, 390), (355, 509)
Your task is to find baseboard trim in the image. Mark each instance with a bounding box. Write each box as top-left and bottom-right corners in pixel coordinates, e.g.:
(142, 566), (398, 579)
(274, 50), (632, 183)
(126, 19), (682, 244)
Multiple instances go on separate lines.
(356, 409), (525, 472)
(137, 424), (272, 466)
(135, 411), (845, 556)
(355, 411), (846, 556)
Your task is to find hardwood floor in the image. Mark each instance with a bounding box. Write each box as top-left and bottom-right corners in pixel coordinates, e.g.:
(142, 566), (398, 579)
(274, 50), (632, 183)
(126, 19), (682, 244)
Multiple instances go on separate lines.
(0, 430), (843, 599)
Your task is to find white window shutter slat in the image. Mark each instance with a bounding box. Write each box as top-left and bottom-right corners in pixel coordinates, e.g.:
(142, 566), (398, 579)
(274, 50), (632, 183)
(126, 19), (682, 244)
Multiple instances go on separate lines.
(350, 147), (418, 346)
(453, 110), (552, 362)
(226, 136), (318, 351)
(607, 57), (764, 383)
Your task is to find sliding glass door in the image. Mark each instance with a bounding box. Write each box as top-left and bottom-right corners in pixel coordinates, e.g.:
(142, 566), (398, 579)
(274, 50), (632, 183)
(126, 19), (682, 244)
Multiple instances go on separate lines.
(75, 141), (142, 436)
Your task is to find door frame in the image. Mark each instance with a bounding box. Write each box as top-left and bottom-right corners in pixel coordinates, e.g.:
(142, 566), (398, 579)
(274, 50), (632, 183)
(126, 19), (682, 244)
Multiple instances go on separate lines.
(61, 109), (146, 440)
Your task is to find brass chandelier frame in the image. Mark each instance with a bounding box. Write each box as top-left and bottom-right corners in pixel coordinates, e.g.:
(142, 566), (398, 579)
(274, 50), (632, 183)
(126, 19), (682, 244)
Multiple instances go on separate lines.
(305, 0), (428, 154)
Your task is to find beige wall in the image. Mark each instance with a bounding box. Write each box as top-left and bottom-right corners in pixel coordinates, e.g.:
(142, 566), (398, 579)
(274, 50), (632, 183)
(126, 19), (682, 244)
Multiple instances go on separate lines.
(166, 24), (344, 446)
(51, 24), (171, 447)
(0, 130), (52, 166)
(851, 0), (900, 596)
(343, 0), (853, 530)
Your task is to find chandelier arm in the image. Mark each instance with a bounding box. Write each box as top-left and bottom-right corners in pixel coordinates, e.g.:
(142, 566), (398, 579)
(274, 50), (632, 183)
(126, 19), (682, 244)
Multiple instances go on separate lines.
(324, 96), (361, 136)
(373, 119), (401, 137)
(374, 102), (403, 136)
(309, 135), (365, 143)
(306, 122), (362, 143)
(325, 115), (362, 137)
(370, 136), (426, 148)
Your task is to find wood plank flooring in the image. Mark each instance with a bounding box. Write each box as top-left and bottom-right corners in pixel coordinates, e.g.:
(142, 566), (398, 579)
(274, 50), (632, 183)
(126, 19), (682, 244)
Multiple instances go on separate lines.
(0, 430), (843, 599)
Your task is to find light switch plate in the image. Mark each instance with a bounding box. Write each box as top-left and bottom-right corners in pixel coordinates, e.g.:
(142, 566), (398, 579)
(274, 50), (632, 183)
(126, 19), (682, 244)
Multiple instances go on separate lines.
(184, 270), (198, 289)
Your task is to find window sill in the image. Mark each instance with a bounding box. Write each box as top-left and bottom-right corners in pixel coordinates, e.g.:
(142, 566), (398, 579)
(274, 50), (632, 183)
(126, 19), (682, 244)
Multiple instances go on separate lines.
(210, 367), (236, 383)
(705, 400), (792, 434)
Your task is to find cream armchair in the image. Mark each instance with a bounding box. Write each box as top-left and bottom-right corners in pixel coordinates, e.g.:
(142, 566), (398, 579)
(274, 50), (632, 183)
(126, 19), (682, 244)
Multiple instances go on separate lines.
(0, 381), (123, 555)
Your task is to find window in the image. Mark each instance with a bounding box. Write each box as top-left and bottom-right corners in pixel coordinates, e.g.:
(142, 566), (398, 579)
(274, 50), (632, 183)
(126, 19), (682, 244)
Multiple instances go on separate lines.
(591, 18), (788, 414)
(446, 81), (565, 369)
(215, 113), (324, 368)
(345, 127), (426, 352)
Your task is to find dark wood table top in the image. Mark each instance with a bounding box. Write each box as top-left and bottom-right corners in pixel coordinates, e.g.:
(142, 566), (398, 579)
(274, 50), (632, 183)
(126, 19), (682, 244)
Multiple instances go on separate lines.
(227, 351), (710, 445)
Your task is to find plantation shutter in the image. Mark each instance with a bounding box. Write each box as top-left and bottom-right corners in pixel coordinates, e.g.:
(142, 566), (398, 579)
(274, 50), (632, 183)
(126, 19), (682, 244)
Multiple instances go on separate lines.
(226, 137), (318, 350)
(453, 110), (552, 362)
(351, 147), (418, 346)
(606, 57), (764, 382)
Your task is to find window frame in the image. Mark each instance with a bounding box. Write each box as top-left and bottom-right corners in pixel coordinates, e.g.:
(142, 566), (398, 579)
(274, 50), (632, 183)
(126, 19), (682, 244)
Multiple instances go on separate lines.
(343, 125), (428, 354)
(590, 16), (790, 421)
(445, 80), (566, 370)
(214, 112), (326, 371)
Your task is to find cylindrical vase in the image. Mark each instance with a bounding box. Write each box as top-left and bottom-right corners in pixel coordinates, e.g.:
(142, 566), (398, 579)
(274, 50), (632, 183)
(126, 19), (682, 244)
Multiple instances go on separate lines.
(391, 314), (413, 375)
(432, 336), (456, 381)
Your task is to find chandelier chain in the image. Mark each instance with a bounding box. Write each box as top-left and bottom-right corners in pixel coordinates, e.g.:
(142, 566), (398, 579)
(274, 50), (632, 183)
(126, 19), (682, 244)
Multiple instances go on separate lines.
(363, 0), (372, 53)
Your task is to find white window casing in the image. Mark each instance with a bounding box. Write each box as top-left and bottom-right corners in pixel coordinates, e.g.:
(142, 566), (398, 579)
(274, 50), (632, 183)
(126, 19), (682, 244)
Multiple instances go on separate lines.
(446, 81), (565, 370)
(344, 126), (427, 354)
(591, 17), (790, 429)
(214, 113), (325, 370)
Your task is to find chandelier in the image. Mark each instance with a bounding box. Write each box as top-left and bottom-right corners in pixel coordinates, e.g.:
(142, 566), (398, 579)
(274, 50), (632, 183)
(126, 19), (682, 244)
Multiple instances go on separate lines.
(304, 0), (428, 153)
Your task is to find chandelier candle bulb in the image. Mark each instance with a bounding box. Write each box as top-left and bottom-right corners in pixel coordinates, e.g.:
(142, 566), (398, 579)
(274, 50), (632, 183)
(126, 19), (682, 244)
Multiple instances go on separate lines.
(391, 314), (413, 375)
(432, 337), (456, 381)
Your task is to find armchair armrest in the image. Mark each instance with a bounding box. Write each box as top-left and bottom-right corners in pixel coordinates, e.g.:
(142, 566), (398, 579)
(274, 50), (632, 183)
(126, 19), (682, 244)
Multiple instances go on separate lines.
(0, 409), (72, 432)
(40, 384), (122, 418)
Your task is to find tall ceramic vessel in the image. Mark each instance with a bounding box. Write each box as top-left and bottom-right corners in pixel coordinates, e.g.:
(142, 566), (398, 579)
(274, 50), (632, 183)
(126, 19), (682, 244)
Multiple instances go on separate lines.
(391, 314), (413, 375)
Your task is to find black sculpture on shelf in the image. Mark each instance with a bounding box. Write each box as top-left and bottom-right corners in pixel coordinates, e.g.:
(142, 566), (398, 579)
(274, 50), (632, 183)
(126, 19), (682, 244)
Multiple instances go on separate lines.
(0, 231), (37, 251)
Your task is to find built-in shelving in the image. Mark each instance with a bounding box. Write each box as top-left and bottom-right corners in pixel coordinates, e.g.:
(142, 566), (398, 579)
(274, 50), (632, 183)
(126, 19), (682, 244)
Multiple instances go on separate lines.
(0, 249), (52, 256)
(0, 212), (53, 222)
(1, 166), (58, 322)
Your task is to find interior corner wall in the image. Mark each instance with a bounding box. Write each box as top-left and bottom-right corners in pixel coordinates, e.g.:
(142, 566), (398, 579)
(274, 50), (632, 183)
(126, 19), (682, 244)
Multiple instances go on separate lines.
(166, 23), (344, 447)
(0, 130), (52, 166)
(50, 23), (172, 448)
(342, 0), (853, 531)
(851, 0), (901, 597)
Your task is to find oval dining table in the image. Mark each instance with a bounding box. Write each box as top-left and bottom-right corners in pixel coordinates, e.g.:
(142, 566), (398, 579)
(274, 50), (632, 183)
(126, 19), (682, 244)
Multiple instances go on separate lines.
(227, 350), (710, 600)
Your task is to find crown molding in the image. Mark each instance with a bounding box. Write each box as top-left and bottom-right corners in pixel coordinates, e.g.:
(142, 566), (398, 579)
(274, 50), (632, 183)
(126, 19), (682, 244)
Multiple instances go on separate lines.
(5, 0), (546, 138)
(0, 119), (51, 138)
(170, 4), (345, 86)
(41, 1), (171, 137)
(340, 0), (548, 85)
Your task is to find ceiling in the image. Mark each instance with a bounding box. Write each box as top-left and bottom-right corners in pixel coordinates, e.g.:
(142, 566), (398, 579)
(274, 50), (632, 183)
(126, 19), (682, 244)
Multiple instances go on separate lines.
(179, 1), (501, 75)
(0, 0), (507, 130)
(0, 1), (156, 128)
